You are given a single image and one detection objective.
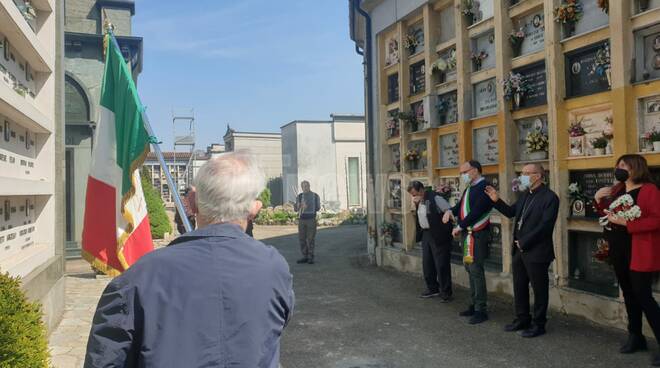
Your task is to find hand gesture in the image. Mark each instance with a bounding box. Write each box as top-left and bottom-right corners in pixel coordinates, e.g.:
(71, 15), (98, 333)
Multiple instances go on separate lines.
(451, 227), (461, 238)
(442, 210), (454, 224)
(484, 186), (499, 203)
(606, 210), (626, 226)
(412, 195), (422, 205)
(594, 187), (612, 204)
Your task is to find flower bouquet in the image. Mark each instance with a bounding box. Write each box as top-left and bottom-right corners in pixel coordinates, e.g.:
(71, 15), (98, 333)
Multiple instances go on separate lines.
(643, 128), (660, 151)
(431, 58), (448, 74)
(511, 177), (522, 192)
(403, 34), (419, 55)
(509, 28), (526, 56)
(471, 51), (488, 71)
(385, 117), (399, 138)
(593, 239), (610, 263)
(502, 72), (530, 107)
(525, 130), (549, 154)
(568, 118), (586, 137)
(589, 43), (611, 87)
(405, 149), (420, 162)
(598, 194), (642, 227)
(554, 0), (583, 37)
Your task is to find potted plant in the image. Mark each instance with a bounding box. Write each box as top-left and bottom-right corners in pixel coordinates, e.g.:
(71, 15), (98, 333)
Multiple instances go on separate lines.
(643, 128), (660, 152)
(597, 0), (609, 14)
(509, 28), (526, 57)
(591, 135), (609, 156)
(502, 72), (530, 108)
(589, 43), (611, 87)
(403, 34), (419, 55)
(525, 130), (549, 160)
(471, 51), (488, 71)
(554, 0), (583, 38)
(462, 0), (477, 26)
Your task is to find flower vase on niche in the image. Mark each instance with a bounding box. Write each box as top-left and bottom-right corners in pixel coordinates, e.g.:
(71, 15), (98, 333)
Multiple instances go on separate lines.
(564, 22), (576, 38)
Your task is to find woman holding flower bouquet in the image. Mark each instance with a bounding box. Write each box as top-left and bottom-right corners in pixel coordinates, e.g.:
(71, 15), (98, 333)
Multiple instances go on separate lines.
(594, 154), (660, 366)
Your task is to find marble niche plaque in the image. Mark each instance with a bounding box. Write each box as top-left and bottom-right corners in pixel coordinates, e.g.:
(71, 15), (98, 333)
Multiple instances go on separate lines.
(384, 34), (400, 67)
(436, 90), (458, 126)
(638, 95), (660, 151)
(634, 23), (660, 82)
(438, 6), (455, 44)
(568, 231), (619, 298)
(410, 61), (425, 95)
(473, 78), (498, 118)
(387, 73), (399, 103)
(513, 61), (547, 109)
(471, 31), (496, 72)
(515, 115), (548, 162)
(568, 106), (613, 157)
(515, 11), (545, 56)
(473, 125), (499, 165)
(438, 133), (459, 168)
(567, 1), (609, 39)
(569, 169), (615, 218)
(565, 42), (611, 98)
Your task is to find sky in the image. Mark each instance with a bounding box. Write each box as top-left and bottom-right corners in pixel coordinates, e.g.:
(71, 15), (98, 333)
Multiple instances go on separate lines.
(132, 0), (365, 150)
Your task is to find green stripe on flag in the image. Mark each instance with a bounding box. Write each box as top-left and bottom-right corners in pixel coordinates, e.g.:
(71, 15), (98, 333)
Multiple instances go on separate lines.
(99, 33), (150, 196)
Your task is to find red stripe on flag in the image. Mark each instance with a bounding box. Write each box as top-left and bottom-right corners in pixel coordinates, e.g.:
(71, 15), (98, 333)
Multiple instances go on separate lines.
(82, 176), (124, 272)
(121, 215), (153, 267)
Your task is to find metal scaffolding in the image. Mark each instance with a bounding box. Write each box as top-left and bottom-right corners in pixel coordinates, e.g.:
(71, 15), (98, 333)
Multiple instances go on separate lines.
(172, 108), (195, 199)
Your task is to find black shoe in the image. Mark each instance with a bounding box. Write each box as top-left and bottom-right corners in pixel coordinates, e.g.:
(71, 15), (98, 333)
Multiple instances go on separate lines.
(459, 305), (475, 317)
(504, 319), (531, 332)
(296, 257), (308, 264)
(419, 290), (440, 299)
(652, 353), (660, 367)
(307, 258), (315, 264)
(619, 334), (647, 354)
(520, 325), (546, 338)
(439, 294), (453, 303)
(468, 311), (489, 325)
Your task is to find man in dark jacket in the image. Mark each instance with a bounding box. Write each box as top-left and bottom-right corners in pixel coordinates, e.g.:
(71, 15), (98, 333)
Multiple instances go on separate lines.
(485, 163), (559, 338)
(408, 181), (453, 302)
(84, 152), (294, 368)
(443, 160), (494, 324)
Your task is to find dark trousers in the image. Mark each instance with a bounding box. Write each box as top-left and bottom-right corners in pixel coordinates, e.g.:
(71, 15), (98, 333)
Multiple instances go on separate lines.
(512, 251), (550, 326)
(462, 230), (490, 312)
(421, 231), (452, 296)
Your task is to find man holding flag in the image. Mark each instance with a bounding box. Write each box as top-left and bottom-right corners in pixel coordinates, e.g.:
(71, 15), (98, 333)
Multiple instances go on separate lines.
(443, 160), (494, 325)
(81, 24), (153, 275)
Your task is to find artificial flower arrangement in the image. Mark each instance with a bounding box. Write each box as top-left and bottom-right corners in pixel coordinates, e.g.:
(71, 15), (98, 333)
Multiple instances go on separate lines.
(511, 177), (522, 192)
(643, 128), (660, 142)
(509, 28), (526, 54)
(553, 0), (583, 24)
(405, 149), (420, 161)
(568, 118), (586, 137)
(471, 51), (489, 70)
(568, 182), (586, 201)
(525, 130), (549, 153)
(598, 194), (642, 227)
(403, 34), (419, 54)
(502, 72), (530, 102)
(593, 239), (610, 263)
(430, 58), (448, 74)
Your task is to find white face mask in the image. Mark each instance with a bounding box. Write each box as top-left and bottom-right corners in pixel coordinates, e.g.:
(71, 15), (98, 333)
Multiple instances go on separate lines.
(461, 173), (471, 184)
(518, 175), (531, 190)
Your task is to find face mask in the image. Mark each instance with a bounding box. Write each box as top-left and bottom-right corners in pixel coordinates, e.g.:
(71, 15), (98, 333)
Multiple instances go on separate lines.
(614, 168), (629, 182)
(518, 175), (531, 190)
(461, 173), (471, 184)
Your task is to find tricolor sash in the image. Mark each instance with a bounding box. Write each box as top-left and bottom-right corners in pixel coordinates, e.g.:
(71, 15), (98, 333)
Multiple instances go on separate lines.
(459, 186), (491, 264)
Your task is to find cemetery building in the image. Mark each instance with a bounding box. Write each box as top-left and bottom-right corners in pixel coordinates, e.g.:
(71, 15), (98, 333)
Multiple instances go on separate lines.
(281, 114), (367, 211)
(223, 126), (284, 205)
(349, 0), (660, 333)
(64, 0), (143, 258)
(0, 0), (66, 331)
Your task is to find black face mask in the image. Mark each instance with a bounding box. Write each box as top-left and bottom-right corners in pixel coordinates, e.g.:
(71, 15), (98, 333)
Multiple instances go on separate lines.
(614, 168), (629, 182)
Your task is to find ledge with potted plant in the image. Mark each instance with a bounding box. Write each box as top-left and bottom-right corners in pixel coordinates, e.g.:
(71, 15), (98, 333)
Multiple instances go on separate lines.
(644, 128), (660, 152)
(509, 28), (525, 57)
(502, 72), (530, 109)
(525, 129), (549, 161)
(590, 134), (610, 156)
(553, 0), (583, 38)
(471, 50), (488, 72)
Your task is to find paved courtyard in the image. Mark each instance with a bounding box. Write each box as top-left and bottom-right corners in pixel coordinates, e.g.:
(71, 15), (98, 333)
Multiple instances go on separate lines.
(50, 225), (654, 367)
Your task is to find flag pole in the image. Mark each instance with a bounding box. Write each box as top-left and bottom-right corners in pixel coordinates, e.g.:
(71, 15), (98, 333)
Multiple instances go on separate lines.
(102, 20), (193, 234)
(142, 112), (193, 233)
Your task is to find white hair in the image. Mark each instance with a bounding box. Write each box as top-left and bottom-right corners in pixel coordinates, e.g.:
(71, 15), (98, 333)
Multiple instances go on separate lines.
(194, 150), (265, 223)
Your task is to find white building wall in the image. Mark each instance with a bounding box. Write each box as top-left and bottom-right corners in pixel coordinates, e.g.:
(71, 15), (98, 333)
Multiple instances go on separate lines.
(281, 124), (298, 204)
(294, 123), (339, 210)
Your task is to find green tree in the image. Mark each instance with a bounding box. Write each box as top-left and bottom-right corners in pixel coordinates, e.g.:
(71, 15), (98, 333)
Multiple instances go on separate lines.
(258, 188), (272, 208)
(141, 167), (172, 239)
(0, 272), (50, 368)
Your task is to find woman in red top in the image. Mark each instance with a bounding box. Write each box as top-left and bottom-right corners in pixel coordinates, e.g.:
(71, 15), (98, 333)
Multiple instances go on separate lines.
(596, 154), (660, 366)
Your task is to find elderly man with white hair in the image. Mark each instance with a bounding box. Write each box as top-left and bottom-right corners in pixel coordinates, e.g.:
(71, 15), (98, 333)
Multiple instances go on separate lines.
(84, 151), (295, 368)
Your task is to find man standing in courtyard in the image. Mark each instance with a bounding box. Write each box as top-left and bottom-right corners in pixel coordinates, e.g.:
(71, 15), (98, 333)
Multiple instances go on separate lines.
(443, 160), (494, 325)
(408, 180), (454, 302)
(295, 180), (321, 264)
(486, 163), (559, 338)
(84, 151), (294, 368)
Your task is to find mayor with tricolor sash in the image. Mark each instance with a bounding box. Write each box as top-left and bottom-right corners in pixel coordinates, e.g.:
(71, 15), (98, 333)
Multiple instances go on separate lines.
(443, 160), (494, 325)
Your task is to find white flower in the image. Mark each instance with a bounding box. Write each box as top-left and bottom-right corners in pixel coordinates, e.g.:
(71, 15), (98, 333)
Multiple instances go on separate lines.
(568, 183), (579, 193)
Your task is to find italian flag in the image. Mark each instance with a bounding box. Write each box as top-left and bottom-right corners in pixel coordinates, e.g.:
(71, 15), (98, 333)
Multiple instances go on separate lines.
(81, 32), (153, 276)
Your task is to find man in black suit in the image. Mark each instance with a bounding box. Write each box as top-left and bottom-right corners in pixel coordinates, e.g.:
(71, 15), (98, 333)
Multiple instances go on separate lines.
(408, 181), (453, 302)
(485, 163), (559, 338)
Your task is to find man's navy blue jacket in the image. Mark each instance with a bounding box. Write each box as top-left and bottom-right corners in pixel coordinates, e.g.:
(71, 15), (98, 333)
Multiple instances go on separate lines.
(84, 223), (294, 368)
